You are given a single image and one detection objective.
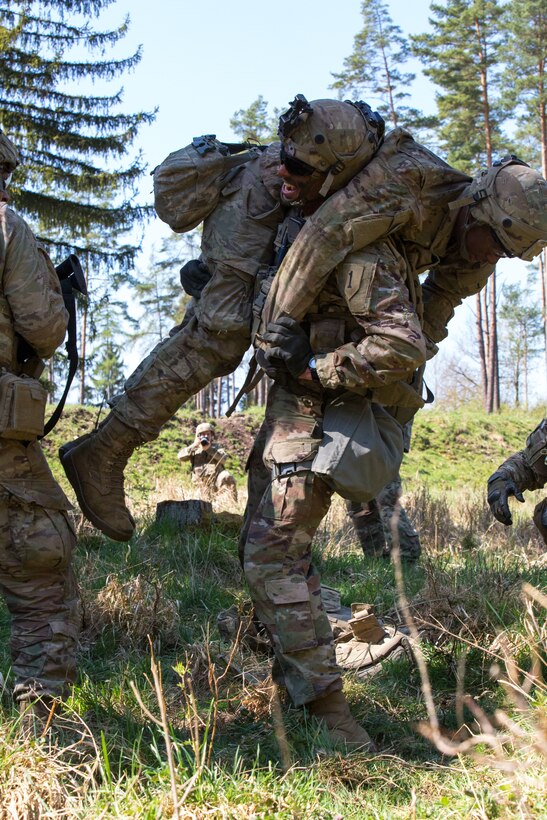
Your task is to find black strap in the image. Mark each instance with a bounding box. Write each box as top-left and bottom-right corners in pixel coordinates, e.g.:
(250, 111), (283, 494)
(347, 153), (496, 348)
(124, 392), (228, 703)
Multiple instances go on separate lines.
(41, 280), (79, 437)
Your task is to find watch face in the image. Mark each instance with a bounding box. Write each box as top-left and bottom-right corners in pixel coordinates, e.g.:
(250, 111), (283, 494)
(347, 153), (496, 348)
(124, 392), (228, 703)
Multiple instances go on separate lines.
(309, 357), (317, 370)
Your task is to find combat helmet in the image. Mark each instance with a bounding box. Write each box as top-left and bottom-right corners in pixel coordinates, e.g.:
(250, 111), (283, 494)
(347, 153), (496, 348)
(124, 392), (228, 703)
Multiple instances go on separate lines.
(0, 130), (19, 179)
(278, 94), (385, 197)
(196, 422), (215, 436)
(450, 156), (547, 262)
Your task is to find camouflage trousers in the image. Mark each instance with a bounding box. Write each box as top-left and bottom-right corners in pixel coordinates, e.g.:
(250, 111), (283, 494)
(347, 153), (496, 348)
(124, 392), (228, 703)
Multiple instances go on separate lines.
(0, 491), (80, 702)
(113, 313), (250, 440)
(244, 469), (342, 706)
(346, 477), (422, 561)
(243, 384), (344, 706)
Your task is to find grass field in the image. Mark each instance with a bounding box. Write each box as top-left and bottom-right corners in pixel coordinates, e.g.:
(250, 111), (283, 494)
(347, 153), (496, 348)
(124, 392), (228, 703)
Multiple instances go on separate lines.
(0, 404), (545, 818)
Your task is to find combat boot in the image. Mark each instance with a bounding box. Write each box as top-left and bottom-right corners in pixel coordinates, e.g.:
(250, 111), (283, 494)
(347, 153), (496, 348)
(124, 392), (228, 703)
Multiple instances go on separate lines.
(18, 695), (57, 737)
(60, 414), (142, 541)
(307, 690), (377, 752)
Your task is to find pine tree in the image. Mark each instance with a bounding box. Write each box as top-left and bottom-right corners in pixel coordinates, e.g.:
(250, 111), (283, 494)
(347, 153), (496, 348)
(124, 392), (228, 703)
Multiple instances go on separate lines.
(412, 0), (508, 413)
(330, 0), (437, 134)
(499, 280), (544, 407)
(131, 233), (195, 353)
(0, 0), (155, 272)
(230, 95), (278, 143)
(411, 0), (507, 169)
(87, 296), (128, 403)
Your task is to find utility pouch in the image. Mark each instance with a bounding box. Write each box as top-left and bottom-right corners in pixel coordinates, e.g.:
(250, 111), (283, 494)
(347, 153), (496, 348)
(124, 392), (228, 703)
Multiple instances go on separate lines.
(312, 394), (403, 502)
(0, 372), (47, 440)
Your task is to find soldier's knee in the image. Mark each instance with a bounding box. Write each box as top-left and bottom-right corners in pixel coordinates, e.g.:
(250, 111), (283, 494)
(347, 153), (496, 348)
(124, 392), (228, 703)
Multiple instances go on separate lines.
(4, 502), (75, 578)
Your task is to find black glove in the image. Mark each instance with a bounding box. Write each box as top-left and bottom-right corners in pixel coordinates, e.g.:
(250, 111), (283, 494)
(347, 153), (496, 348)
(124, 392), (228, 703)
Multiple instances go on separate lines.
(487, 471), (525, 525)
(255, 347), (288, 382)
(258, 316), (312, 379)
(179, 258), (212, 298)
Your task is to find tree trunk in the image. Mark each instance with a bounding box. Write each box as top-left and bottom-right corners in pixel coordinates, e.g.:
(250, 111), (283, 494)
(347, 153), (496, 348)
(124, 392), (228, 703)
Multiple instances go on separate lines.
(486, 270), (500, 413)
(476, 292), (488, 408)
(216, 377), (223, 417)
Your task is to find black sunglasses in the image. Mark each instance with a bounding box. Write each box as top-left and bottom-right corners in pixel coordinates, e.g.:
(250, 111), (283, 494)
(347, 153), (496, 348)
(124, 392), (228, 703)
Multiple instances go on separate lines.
(279, 146), (316, 177)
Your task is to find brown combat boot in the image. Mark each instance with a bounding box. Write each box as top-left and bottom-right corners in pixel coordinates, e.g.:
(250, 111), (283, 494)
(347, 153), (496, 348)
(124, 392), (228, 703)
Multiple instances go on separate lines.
(307, 690), (377, 752)
(60, 414), (142, 541)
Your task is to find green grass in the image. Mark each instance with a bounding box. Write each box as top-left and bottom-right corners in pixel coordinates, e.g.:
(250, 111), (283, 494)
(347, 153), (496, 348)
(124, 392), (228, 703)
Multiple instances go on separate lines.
(0, 404), (545, 816)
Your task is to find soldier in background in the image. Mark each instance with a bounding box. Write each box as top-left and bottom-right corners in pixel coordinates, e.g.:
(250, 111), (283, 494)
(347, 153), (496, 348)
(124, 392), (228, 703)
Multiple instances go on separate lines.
(487, 418), (547, 543)
(0, 131), (80, 724)
(177, 422), (237, 502)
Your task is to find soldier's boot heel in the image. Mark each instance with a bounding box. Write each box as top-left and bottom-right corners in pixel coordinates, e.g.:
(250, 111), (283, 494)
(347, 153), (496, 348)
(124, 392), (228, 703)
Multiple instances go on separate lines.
(307, 690), (377, 752)
(59, 414), (142, 541)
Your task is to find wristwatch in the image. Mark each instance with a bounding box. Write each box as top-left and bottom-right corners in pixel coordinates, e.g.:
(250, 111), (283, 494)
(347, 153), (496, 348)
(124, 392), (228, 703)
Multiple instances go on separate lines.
(308, 356), (320, 382)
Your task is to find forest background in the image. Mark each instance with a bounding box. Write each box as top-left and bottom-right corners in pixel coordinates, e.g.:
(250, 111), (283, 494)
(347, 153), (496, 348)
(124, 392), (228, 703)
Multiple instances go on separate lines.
(2, 0), (546, 417)
(1, 3), (546, 816)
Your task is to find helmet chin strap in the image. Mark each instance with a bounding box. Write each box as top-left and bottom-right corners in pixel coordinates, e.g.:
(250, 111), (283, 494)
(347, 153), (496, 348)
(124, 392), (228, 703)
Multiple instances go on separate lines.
(319, 169), (335, 198)
(454, 205), (475, 263)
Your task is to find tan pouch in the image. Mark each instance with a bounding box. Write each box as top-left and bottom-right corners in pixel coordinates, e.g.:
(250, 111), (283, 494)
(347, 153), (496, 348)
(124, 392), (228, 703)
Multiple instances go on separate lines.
(0, 372), (46, 440)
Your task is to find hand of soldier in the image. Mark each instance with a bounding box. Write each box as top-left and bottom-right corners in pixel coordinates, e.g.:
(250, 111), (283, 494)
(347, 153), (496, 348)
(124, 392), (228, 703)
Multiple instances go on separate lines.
(255, 347), (288, 381)
(179, 258), (212, 299)
(259, 316), (313, 379)
(487, 471), (525, 525)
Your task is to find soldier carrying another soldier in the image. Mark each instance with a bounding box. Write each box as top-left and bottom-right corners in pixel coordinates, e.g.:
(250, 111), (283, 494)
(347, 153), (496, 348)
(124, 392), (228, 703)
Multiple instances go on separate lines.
(177, 422), (237, 501)
(241, 96), (547, 751)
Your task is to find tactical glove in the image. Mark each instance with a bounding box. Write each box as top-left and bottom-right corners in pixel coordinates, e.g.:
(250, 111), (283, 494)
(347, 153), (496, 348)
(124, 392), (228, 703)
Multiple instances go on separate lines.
(179, 259), (212, 299)
(255, 347), (288, 382)
(258, 316), (313, 379)
(487, 470), (525, 525)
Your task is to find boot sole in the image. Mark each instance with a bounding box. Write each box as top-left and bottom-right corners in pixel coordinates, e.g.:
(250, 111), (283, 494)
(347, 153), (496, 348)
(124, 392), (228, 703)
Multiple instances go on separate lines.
(60, 443), (135, 542)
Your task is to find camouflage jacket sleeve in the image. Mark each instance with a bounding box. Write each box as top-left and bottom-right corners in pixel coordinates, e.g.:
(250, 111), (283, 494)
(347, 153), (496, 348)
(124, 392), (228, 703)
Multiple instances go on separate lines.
(1, 205), (67, 358)
(260, 130), (423, 330)
(496, 419), (547, 491)
(314, 248), (427, 393)
(177, 446), (194, 461)
(421, 253), (494, 344)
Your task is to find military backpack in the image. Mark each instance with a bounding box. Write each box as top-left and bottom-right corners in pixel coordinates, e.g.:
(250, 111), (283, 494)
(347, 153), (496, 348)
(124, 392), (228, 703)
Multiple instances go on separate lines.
(153, 135), (262, 233)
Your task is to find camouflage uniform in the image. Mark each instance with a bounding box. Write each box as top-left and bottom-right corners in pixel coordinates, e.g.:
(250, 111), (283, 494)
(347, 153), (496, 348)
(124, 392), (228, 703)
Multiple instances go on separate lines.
(260, 128), (494, 348)
(244, 218), (428, 704)
(112, 145), (283, 438)
(0, 201), (79, 704)
(178, 440), (237, 501)
(488, 418), (547, 542)
(244, 130), (502, 707)
(346, 477), (421, 560)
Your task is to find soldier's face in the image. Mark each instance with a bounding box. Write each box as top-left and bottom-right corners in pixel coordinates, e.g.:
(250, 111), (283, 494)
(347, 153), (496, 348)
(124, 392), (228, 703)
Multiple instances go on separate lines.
(277, 161), (327, 213)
